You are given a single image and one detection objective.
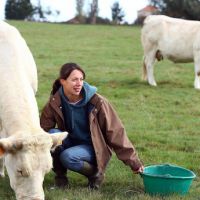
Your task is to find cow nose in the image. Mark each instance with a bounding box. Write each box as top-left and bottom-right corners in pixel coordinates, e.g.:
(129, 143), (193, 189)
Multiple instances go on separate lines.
(31, 198), (44, 200)
(17, 195), (44, 200)
(32, 196), (44, 200)
(17, 197), (44, 200)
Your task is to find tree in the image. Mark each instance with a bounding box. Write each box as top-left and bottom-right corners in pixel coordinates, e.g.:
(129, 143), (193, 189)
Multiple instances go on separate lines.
(5, 0), (34, 20)
(36, 0), (44, 19)
(89, 0), (98, 24)
(33, 1), (60, 22)
(111, 2), (124, 25)
(76, 0), (85, 23)
(76, 0), (84, 17)
(149, 0), (200, 20)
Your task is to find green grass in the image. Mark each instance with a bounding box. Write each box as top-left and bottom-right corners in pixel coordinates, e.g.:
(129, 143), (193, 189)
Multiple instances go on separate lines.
(1, 20), (200, 199)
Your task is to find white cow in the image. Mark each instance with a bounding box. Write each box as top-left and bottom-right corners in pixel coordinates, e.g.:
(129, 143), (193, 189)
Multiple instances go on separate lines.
(141, 15), (200, 89)
(0, 21), (68, 200)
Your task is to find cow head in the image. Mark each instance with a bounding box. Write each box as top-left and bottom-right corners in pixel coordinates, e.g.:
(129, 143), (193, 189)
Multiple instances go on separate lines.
(0, 131), (68, 200)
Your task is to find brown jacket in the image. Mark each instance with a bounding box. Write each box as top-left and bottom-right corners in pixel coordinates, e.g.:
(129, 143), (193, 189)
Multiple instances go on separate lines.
(40, 91), (143, 173)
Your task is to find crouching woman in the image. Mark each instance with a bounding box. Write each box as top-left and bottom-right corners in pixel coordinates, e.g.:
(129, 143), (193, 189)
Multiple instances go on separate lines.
(40, 62), (144, 189)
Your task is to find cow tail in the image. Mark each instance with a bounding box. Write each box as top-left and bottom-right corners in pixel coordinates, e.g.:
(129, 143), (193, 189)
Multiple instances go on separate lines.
(142, 57), (147, 80)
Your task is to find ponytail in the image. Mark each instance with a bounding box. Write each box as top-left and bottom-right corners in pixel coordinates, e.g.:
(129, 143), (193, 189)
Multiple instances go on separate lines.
(51, 79), (61, 95)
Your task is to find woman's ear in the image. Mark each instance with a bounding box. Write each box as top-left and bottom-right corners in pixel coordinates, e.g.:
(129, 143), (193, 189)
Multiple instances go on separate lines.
(60, 79), (65, 85)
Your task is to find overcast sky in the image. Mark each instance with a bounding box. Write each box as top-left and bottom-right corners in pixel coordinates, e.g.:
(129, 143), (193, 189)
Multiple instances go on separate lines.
(0, 0), (149, 24)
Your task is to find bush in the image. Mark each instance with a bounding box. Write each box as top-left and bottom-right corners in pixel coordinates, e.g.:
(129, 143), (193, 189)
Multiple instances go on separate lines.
(5, 0), (34, 20)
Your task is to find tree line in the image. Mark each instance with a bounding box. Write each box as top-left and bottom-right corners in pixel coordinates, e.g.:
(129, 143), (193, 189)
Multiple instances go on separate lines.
(150, 0), (200, 20)
(5, 0), (200, 25)
(5, 0), (125, 24)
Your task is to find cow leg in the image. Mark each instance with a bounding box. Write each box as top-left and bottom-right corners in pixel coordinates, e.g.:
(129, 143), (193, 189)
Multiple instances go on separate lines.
(0, 121), (5, 177)
(0, 157), (4, 177)
(0, 130), (4, 177)
(194, 69), (200, 89)
(144, 51), (157, 86)
(194, 56), (200, 89)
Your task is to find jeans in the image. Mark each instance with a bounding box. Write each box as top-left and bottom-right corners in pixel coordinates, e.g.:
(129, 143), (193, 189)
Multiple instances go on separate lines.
(49, 129), (96, 173)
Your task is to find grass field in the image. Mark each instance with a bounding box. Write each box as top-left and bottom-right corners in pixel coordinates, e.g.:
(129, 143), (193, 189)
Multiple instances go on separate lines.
(0, 20), (200, 200)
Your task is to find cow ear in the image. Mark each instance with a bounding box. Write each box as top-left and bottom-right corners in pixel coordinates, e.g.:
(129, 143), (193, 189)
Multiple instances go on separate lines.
(0, 146), (5, 157)
(50, 132), (68, 149)
(0, 139), (7, 157)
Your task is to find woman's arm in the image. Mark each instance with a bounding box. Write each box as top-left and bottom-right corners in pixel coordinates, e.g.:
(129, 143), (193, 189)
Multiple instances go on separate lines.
(98, 98), (143, 171)
(40, 101), (56, 132)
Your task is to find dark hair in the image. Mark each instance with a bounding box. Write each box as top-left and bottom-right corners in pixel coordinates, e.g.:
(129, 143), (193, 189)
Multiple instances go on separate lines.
(51, 63), (86, 95)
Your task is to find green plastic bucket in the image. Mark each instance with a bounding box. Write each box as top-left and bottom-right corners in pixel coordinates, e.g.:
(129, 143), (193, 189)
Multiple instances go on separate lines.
(140, 164), (196, 196)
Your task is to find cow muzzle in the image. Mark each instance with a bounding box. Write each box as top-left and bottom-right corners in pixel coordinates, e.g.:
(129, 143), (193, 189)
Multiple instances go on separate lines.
(16, 193), (44, 200)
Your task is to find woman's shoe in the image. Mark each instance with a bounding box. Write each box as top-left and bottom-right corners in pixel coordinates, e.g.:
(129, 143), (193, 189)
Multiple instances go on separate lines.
(55, 175), (69, 188)
(88, 172), (105, 190)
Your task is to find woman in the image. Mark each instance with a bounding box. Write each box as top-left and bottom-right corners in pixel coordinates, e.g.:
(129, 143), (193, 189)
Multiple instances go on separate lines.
(40, 62), (144, 189)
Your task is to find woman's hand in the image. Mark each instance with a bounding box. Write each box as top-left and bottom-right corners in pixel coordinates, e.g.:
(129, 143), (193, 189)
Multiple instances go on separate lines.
(133, 166), (144, 174)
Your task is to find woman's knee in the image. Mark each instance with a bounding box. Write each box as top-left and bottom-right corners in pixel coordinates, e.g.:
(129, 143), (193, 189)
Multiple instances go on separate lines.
(60, 149), (83, 171)
(48, 128), (62, 134)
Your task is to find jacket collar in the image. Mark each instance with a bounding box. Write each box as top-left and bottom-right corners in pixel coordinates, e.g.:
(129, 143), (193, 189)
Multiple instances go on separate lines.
(50, 91), (61, 104)
(90, 93), (103, 112)
(49, 91), (64, 121)
(49, 91), (103, 119)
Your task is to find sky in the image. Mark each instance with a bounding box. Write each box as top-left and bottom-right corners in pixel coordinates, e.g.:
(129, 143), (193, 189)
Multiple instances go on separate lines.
(0, 0), (149, 24)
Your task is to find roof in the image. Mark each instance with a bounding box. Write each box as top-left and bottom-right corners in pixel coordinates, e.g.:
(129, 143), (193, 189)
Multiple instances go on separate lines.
(138, 5), (158, 13)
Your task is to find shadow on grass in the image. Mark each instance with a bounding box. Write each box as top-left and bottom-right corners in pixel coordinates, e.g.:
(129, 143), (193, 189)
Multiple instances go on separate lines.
(157, 80), (192, 89)
(91, 78), (148, 89)
(91, 77), (192, 90)
(42, 171), (146, 200)
(101, 181), (144, 199)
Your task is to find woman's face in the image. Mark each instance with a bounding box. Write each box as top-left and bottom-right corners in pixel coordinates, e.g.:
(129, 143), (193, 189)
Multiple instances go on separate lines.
(60, 69), (84, 98)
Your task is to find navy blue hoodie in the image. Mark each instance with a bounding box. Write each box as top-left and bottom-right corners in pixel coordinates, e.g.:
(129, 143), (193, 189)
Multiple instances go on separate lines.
(59, 82), (97, 144)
